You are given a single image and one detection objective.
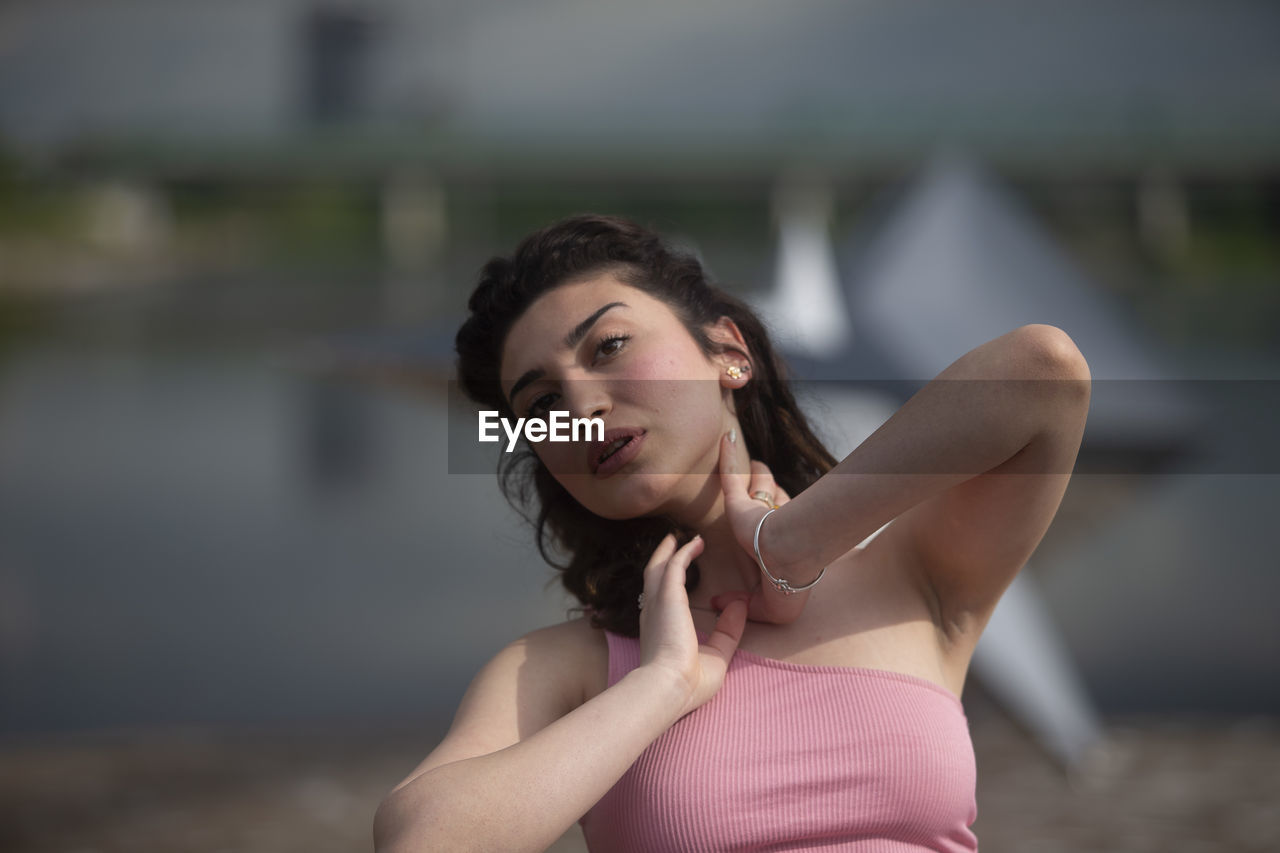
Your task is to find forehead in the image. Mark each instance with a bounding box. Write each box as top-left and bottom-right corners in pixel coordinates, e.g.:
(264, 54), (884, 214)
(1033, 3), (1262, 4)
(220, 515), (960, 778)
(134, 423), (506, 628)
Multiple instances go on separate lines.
(499, 273), (673, 379)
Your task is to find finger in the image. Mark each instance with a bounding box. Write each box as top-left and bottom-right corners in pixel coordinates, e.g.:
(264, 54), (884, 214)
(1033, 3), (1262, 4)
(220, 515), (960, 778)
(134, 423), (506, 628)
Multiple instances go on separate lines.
(748, 459), (775, 486)
(718, 432), (750, 504)
(659, 535), (704, 601)
(643, 533), (677, 594)
(645, 532), (677, 568)
(773, 484), (791, 507)
(747, 458), (783, 499)
(710, 590), (751, 611)
(748, 459), (777, 504)
(700, 598), (748, 666)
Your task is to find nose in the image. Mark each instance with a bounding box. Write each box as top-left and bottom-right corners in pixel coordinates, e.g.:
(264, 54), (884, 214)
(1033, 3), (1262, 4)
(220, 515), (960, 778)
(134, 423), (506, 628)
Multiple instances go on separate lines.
(558, 377), (611, 422)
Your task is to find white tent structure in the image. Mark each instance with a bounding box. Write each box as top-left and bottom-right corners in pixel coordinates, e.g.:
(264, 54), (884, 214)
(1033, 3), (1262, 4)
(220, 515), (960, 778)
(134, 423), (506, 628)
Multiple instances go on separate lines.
(841, 154), (1202, 455)
(753, 180), (854, 361)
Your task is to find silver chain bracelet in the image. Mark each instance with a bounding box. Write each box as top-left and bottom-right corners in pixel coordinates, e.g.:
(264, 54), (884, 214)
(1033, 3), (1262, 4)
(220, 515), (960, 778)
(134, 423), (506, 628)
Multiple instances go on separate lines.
(752, 507), (827, 595)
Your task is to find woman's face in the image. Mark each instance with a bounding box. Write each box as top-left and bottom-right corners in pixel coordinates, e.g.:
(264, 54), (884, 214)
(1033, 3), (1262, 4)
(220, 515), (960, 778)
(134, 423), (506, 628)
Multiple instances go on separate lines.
(499, 272), (747, 521)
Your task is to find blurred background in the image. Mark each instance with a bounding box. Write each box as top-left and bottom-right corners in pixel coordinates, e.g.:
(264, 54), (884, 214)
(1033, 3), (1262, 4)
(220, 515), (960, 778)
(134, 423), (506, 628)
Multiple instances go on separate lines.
(1, 1), (1278, 851)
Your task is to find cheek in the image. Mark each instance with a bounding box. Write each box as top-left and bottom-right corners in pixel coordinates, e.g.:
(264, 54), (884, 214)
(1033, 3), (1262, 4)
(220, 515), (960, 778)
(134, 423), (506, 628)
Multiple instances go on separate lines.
(532, 440), (580, 478)
(624, 336), (713, 382)
(622, 349), (682, 383)
(620, 348), (719, 411)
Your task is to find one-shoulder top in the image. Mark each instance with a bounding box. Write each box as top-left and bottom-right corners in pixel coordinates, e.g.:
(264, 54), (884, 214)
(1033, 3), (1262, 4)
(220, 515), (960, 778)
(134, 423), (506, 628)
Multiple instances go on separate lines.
(578, 629), (979, 852)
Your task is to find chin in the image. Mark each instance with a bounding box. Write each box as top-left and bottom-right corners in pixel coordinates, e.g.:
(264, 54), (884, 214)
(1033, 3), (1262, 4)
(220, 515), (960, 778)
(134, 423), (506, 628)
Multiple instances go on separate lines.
(576, 474), (674, 522)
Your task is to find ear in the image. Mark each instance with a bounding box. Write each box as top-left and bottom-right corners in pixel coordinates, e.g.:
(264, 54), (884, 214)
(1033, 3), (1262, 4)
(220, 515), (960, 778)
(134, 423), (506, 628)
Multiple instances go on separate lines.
(706, 316), (752, 385)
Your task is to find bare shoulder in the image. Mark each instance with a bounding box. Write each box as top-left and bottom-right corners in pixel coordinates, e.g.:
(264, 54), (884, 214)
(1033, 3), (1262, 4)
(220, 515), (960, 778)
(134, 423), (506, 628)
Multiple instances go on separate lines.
(519, 614), (610, 706)
(387, 615), (608, 795)
(475, 615), (608, 730)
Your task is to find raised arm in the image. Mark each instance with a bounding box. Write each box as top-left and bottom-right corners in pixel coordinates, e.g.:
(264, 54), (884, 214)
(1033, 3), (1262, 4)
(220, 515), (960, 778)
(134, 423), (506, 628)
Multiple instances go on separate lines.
(373, 534), (749, 853)
(759, 323), (1090, 635)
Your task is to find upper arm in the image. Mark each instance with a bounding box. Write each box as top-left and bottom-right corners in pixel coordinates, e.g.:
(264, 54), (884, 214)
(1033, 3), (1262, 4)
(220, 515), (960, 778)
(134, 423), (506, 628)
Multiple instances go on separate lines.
(882, 325), (1091, 642)
(388, 618), (595, 795)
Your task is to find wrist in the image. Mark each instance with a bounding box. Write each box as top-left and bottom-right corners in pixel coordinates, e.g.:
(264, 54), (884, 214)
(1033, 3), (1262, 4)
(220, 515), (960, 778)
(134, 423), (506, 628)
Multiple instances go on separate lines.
(758, 504), (797, 576)
(759, 505), (822, 589)
(631, 662), (695, 719)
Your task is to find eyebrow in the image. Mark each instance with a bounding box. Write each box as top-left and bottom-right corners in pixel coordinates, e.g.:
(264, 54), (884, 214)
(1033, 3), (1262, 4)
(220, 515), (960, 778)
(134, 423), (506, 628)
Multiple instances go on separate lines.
(506, 301), (629, 409)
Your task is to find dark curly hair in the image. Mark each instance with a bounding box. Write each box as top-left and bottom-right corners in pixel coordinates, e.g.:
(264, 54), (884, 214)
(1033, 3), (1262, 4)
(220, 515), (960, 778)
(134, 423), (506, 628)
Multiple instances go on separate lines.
(454, 214), (837, 637)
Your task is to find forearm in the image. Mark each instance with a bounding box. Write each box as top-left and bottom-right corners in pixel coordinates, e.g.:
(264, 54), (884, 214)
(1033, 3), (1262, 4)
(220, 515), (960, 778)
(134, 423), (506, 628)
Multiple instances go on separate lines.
(374, 664), (688, 853)
(768, 325), (1087, 578)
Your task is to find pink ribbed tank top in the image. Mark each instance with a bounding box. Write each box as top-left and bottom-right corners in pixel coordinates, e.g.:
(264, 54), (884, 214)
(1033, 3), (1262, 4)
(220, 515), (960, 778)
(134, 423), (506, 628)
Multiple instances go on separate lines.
(578, 629), (978, 852)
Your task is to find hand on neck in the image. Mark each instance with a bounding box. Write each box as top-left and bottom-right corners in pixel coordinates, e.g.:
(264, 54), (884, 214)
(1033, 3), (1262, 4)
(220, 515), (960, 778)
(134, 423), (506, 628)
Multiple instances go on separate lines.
(662, 418), (760, 610)
(668, 494), (761, 612)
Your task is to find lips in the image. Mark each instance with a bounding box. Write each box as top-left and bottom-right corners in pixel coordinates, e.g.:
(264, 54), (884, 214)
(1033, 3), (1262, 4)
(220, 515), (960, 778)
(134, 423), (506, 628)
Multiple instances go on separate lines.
(588, 427), (647, 476)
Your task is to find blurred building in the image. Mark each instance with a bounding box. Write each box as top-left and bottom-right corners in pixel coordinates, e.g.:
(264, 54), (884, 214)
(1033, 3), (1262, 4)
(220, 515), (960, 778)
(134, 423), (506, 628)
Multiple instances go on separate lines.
(3, 0), (1279, 177)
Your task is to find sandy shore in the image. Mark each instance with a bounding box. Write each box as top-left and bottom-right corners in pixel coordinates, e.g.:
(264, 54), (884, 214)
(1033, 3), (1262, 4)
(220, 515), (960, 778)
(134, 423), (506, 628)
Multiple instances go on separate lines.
(3, 709), (1277, 853)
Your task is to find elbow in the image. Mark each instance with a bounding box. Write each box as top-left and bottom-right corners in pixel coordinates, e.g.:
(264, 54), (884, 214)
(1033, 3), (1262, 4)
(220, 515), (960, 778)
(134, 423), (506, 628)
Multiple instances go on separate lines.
(372, 795), (405, 853)
(1012, 324), (1091, 401)
(373, 789), (435, 853)
(374, 778), (478, 853)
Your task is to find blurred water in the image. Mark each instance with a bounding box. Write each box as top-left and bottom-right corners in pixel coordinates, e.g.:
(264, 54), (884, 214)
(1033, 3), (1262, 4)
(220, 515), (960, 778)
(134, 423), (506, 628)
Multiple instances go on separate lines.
(0, 341), (576, 734)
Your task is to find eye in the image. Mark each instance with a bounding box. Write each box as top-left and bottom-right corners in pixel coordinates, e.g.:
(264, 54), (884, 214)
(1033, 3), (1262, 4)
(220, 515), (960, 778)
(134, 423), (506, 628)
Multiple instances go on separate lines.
(595, 333), (630, 360)
(524, 334), (630, 417)
(526, 392), (557, 418)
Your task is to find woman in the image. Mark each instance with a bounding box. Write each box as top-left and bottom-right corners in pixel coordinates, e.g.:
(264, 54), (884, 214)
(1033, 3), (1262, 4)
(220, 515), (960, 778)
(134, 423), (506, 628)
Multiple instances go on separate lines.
(373, 214), (1091, 852)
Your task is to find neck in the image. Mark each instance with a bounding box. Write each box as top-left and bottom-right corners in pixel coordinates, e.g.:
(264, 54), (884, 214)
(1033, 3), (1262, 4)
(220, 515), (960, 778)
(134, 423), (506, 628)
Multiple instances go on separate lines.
(664, 474), (762, 610)
(694, 515), (764, 609)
